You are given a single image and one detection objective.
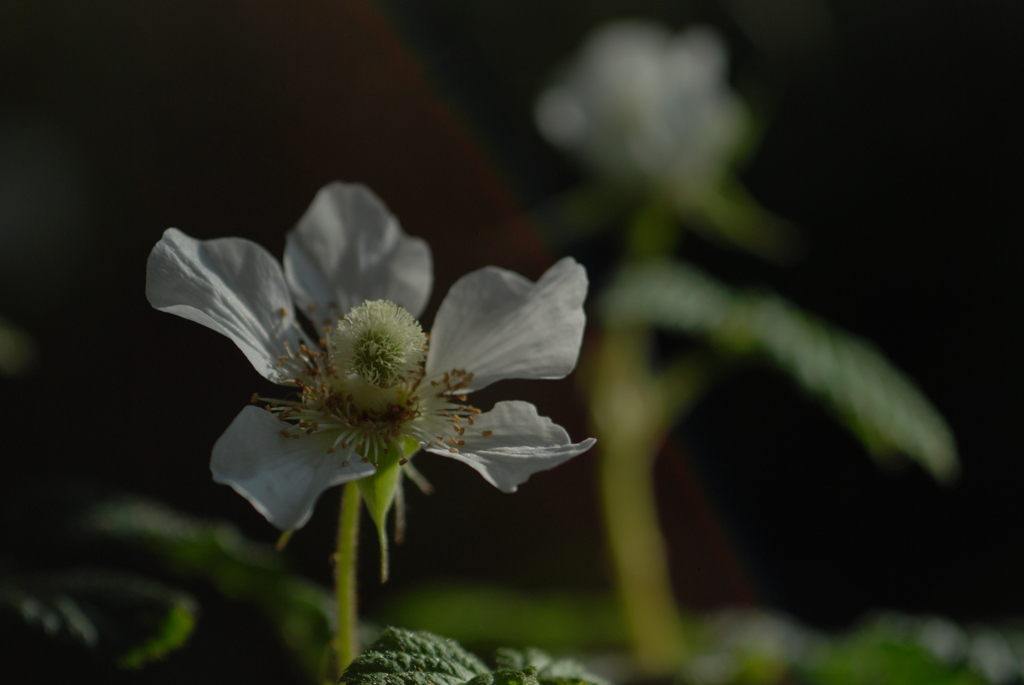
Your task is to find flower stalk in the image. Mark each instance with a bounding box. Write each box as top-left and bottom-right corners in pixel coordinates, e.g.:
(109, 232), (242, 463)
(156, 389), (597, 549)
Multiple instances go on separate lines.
(587, 326), (728, 673)
(588, 329), (687, 672)
(335, 480), (361, 674)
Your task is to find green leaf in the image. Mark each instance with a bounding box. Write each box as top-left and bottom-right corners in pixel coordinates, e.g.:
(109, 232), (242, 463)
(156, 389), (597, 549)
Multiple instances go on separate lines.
(809, 639), (983, 685)
(601, 260), (959, 482)
(466, 669), (541, 685)
(342, 627), (489, 685)
(342, 629), (613, 685)
(804, 616), (986, 685)
(70, 493), (333, 678)
(496, 648), (611, 685)
(675, 609), (1002, 685)
(0, 568), (197, 668)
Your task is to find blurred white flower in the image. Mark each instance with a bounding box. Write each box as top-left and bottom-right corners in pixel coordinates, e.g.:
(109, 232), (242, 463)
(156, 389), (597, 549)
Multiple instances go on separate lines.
(535, 21), (748, 209)
(146, 182), (594, 530)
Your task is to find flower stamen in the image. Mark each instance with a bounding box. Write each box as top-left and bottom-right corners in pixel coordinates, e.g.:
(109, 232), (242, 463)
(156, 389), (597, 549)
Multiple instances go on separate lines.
(252, 301), (493, 469)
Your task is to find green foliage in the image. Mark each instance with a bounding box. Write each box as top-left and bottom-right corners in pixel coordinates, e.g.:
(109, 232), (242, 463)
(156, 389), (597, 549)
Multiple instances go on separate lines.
(73, 493), (334, 677)
(342, 627), (489, 685)
(466, 669), (542, 685)
(601, 260), (959, 482)
(496, 647), (612, 685)
(5, 485), (337, 676)
(678, 610), (1011, 685)
(376, 584), (627, 652)
(379, 585), (1017, 685)
(342, 628), (610, 685)
(0, 568), (197, 668)
(809, 638), (983, 685)
(803, 619), (986, 685)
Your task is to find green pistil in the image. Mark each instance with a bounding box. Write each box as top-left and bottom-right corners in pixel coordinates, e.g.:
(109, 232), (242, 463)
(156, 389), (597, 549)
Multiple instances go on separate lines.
(353, 330), (404, 387)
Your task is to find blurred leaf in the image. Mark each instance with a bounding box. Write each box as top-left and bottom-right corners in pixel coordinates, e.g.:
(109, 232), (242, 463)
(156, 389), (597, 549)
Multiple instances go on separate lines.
(680, 610), (996, 685)
(0, 314), (35, 376)
(72, 494), (333, 678)
(681, 609), (816, 685)
(602, 260), (959, 482)
(0, 567), (197, 668)
(808, 641), (981, 685)
(376, 584), (628, 652)
(826, 613), (1024, 685)
(496, 647), (612, 685)
(685, 177), (802, 265)
(342, 627), (489, 685)
(803, 616), (985, 685)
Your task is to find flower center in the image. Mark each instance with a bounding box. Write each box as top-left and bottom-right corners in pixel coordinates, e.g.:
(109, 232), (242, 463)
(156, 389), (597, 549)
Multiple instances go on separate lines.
(255, 300), (483, 467)
(330, 300), (426, 388)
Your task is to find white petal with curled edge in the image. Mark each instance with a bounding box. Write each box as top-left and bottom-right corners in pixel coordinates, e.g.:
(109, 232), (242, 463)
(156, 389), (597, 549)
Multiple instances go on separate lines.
(211, 406), (375, 530)
(283, 182), (433, 321)
(424, 401), (596, 492)
(425, 257), (587, 392)
(146, 228), (299, 384)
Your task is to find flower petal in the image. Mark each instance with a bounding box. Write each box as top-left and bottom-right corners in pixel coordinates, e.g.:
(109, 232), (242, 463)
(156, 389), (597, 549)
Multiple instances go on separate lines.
(146, 228), (301, 383)
(423, 400), (595, 492)
(211, 406), (375, 529)
(425, 257), (587, 392)
(283, 182), (433, 321)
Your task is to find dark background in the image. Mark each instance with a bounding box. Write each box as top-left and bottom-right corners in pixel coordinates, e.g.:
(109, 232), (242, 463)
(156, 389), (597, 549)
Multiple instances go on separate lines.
(2, 0), (1023, 680)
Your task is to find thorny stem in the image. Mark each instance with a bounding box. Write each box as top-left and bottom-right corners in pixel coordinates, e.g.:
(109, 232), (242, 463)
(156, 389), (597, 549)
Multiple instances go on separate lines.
(335, 480), (361, 677)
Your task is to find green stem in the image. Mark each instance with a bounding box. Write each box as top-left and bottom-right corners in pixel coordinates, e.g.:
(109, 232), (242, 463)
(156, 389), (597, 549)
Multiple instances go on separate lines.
(587, 329), (727, 674)
(600, 430), (684, 672)
(335, 480), (361, 677)
(589, 330), (685, 672)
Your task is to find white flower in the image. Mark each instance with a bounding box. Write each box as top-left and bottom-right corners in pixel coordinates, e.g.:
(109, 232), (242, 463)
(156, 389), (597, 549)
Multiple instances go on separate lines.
(535, 21), (748, 208)
(146, 182), (595, 530)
